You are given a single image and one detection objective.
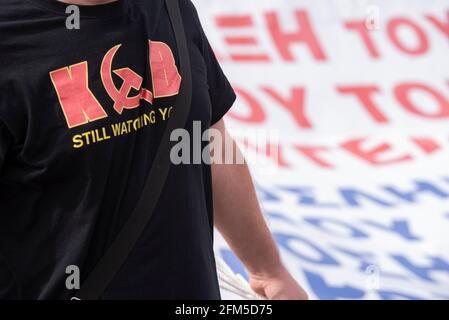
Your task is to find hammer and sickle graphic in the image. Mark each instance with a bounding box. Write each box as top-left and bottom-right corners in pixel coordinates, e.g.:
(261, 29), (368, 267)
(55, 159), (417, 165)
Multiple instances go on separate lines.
(101, 44), (153, 114)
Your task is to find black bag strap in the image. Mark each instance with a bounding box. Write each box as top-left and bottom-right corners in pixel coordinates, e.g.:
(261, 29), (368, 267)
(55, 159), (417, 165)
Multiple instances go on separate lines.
(72, 0), (192, 300)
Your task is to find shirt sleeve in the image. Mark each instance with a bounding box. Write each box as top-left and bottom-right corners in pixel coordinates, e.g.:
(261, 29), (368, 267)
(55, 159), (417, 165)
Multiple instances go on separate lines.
(0, 78), (23, 171)
(0, 120), (12, 171)
(188, 1), (237, 125)
(0, 83), (15, 171)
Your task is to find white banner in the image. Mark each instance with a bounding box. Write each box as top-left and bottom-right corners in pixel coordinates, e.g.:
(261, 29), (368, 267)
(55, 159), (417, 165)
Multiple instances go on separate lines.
(194, 0), (449, 299)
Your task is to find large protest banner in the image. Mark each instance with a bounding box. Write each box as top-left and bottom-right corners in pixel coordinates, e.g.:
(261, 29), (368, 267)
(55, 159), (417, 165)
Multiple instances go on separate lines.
(193, 0), (449, 299)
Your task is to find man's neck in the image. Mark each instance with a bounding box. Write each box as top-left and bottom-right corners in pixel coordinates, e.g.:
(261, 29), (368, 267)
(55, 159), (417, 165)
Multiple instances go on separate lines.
(58, 0), (119, 5)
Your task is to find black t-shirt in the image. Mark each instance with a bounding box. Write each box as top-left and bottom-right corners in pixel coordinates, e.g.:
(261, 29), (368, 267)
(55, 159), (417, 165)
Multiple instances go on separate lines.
(0, 0), (236, 299)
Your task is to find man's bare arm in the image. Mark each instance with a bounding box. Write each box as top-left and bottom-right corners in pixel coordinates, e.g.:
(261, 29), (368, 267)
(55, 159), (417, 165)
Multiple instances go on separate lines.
(210, 119), (308, 300)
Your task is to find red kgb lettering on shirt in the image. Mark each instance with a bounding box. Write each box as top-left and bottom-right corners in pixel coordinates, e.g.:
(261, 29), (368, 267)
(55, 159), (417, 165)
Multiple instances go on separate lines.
(50, 40), (181, 128)
(50, 62), (108, 128)
(149, 40), (182, 98)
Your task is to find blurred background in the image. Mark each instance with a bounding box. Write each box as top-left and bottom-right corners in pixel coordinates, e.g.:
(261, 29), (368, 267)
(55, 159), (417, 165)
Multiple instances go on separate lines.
(193, 0), (449, 300)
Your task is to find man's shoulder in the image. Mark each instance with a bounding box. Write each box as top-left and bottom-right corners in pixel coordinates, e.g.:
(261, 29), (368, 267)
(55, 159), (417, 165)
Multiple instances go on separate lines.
(0, 0), (51, 35)
(134, 0), (197, 11)
(134, 0), (200, 25)
(0, 1), (32, 74)
(0, 0), (26, 22)
(135, 0), (203, 46)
